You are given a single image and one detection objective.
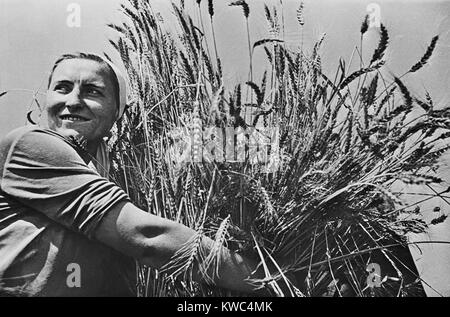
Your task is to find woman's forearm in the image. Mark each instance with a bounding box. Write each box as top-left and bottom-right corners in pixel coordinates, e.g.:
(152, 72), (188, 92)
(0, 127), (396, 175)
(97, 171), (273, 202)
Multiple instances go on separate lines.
(96, 201), (265, 294)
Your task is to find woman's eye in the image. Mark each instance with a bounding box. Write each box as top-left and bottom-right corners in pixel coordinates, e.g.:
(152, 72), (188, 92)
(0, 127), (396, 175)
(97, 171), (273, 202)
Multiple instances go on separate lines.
(55, 84), (71, 93)
(86, 88), (103, 96)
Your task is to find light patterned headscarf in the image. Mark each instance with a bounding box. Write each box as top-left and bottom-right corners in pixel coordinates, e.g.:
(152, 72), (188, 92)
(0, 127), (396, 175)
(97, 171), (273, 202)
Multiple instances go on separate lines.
(92, 56), (127, 178)
(102, 57), (127, 120)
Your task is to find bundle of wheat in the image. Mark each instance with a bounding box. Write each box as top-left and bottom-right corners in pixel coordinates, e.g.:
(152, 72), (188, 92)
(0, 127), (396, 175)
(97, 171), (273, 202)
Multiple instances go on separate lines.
(106, 0), (448, 297)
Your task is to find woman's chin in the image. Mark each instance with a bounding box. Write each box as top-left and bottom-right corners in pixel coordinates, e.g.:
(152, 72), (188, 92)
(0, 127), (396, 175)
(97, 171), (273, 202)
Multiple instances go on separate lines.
(54, 127), (86, 140)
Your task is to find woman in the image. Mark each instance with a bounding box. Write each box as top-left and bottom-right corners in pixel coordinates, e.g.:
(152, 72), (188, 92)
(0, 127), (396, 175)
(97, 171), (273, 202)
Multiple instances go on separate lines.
(0, 53), (263, 296)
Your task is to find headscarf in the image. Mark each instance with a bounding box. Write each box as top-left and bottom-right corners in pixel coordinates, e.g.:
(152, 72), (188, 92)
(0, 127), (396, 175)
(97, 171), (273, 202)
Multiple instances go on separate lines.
(102, 57), (127, 120)
(91, 56), (127, 178)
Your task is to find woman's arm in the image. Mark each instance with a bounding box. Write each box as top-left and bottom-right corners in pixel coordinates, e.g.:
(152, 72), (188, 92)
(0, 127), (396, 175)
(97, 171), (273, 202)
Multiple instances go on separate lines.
(95, 201), (264, 294)
(0, 128), (266, 294)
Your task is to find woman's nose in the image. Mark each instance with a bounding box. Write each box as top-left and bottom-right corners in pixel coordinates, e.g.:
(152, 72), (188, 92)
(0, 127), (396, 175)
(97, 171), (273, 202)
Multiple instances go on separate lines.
(65, 89), (84, 110)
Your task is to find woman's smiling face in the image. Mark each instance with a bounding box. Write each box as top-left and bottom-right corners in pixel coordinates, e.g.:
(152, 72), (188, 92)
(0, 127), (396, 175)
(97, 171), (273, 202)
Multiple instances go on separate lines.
(46, 58), (118, 143)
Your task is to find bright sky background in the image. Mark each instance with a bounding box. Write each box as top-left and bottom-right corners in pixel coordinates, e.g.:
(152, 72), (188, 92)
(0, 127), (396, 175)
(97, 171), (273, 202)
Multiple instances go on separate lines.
(1, 0), (450, 296)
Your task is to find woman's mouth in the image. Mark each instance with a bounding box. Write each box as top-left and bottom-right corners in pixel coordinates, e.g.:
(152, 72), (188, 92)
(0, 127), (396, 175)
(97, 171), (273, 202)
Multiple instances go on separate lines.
(59, 114), (89, 122)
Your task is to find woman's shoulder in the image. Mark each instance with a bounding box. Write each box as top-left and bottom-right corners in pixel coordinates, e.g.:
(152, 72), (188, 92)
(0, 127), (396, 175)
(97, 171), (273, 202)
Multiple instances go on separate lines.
(1, 126), (65, 148)
(0, 126), (78, 163)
